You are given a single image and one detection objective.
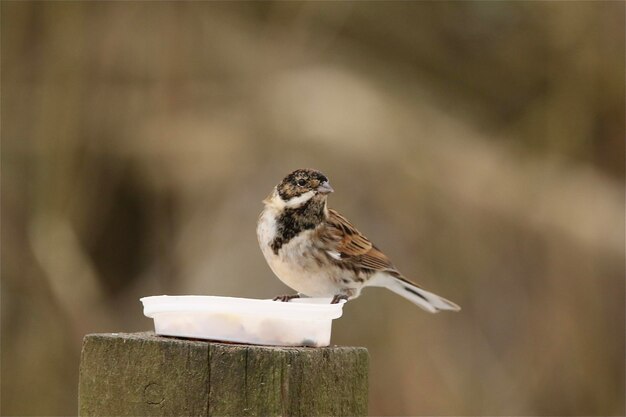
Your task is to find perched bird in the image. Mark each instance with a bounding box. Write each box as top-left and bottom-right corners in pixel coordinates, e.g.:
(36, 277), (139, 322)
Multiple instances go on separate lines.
(257, 168), (460, 313)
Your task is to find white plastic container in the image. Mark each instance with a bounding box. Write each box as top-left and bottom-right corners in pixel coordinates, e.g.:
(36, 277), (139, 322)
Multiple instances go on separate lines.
(141, 295), (346, 347)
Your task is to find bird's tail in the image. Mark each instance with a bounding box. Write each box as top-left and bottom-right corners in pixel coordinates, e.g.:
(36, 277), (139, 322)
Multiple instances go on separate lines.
(372, 273), (461, 313)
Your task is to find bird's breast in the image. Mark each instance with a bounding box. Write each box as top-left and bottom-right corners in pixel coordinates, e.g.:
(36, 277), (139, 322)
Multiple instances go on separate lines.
(257, 208), (278, 250)
(257, 208), (345, 297)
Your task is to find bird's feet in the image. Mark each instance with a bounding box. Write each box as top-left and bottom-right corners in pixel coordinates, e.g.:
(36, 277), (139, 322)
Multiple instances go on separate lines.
(330, 294), (349, 304)
(273, 294), (301, 302)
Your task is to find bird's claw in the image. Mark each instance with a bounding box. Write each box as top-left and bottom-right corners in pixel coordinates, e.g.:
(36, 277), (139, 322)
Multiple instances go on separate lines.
(273, 294), (301, 302)
(331, 294), (349, 304)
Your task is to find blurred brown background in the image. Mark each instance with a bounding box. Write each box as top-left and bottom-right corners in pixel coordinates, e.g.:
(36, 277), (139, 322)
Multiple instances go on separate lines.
(2, 2), (624, 416)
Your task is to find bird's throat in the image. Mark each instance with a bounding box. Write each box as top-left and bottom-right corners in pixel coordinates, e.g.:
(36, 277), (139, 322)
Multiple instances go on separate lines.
(270, 196), (327, 254)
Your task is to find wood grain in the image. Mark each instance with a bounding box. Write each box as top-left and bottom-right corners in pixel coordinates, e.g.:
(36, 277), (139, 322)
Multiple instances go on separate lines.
(79, 332), (368, 416)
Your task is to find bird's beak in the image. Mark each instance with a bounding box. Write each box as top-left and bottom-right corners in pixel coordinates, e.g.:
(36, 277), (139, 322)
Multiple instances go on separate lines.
(317, 181), (334, 194)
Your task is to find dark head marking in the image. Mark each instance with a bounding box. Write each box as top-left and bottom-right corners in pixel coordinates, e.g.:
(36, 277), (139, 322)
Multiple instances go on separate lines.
(277, 169), (332, 202)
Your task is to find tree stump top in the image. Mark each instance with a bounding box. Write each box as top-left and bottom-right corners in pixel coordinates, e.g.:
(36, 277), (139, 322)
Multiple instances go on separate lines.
(79, 331), (369, 416)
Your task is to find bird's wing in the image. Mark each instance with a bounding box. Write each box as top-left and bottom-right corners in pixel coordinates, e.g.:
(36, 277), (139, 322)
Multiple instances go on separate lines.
(322, 209), (399, 274)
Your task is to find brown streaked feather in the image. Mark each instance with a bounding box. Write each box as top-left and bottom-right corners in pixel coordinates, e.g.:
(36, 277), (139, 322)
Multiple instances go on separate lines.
(323, 209), (401, 275)
(359, 247), (397, 272)
(325, 209), (372, 256)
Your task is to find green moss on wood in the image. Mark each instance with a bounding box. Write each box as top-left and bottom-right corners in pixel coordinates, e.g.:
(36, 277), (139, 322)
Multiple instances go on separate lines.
(78, 332), (368, 417)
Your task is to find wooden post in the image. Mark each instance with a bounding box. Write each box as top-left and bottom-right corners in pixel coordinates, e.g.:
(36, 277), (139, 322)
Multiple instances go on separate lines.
(78, 332), (369, 417)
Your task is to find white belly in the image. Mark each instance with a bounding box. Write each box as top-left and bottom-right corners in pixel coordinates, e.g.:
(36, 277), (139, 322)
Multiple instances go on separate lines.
(257, 208), (358, 297)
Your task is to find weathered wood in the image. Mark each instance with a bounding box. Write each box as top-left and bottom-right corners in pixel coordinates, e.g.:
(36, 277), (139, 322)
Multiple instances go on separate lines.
(78, 332), (368, 417)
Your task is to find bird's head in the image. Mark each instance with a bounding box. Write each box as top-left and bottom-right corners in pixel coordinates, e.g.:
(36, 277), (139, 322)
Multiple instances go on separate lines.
(267, 168), (334, 209)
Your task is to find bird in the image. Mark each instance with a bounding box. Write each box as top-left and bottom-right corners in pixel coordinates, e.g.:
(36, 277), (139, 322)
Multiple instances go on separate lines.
(257, 168), (460, 313)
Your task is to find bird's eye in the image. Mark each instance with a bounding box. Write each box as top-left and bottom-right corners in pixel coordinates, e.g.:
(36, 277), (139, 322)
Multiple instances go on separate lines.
(297, 179), (307, 186)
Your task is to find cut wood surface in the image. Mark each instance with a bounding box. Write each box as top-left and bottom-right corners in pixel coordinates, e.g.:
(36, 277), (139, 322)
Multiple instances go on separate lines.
(79, 332), (369, 417)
